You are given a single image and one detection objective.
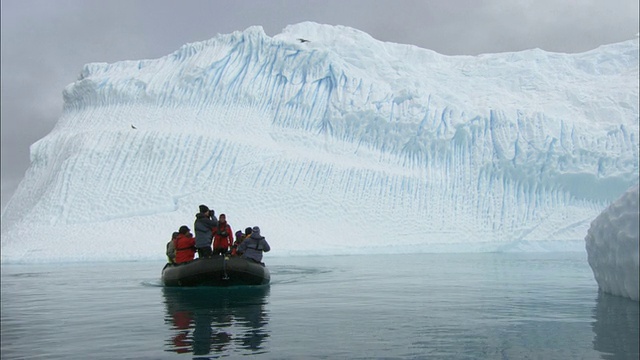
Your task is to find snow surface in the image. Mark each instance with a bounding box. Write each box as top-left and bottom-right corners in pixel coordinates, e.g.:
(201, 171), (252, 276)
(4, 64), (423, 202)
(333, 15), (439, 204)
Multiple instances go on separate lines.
(1, 22), (638, 263)
(585, 185), (639, 301)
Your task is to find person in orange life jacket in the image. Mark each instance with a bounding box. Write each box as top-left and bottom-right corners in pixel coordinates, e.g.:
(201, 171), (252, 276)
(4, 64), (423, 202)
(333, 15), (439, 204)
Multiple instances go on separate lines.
(234, 227), (252, 256)
(237, 226), (270, 264)
(174, 225), (196, 264)
(170, 307), (192, 354)
(194, 204), (218, 258)
(230, 230), (243, 256)
(212, 213), (233, 255)
(231, 227), (251, 256)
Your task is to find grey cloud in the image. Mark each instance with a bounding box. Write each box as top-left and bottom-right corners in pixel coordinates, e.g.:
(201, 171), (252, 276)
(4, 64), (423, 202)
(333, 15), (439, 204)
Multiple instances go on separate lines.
(1, 0), (638, 210)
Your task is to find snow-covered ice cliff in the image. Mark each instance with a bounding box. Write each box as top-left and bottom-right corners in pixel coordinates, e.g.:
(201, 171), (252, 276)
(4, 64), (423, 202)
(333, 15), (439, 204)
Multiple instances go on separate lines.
(1, 23), (638, 263)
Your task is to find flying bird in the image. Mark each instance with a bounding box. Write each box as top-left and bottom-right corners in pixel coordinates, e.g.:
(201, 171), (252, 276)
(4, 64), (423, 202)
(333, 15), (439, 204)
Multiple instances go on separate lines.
(131, 124), (137, 129)
(297, 38), (310, 43)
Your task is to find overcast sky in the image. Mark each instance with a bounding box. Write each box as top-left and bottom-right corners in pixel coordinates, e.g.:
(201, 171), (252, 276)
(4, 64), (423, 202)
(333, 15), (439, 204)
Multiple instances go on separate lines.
(1, 0), (638, 210)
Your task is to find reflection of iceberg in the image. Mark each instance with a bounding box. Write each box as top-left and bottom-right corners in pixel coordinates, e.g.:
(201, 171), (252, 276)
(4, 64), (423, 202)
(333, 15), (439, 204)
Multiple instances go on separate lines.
(162, 286), (270, 356)
(591, 291), (640, 359)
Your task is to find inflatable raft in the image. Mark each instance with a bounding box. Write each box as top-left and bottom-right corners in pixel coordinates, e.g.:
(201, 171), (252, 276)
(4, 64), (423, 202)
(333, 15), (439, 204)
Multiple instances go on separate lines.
(162, 256), (270, 287)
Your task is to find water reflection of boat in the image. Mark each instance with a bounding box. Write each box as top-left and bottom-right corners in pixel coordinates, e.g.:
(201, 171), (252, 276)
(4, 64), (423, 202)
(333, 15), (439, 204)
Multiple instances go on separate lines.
(592, 290), (639, 358)
(162, 256), (270, 287)
(162, 286), (270, 356)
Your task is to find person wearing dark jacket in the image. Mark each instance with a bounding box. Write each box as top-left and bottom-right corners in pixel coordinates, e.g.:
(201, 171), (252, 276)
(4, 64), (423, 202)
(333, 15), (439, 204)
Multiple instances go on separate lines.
(194, 204), (218, 258)
(166, 231), (179, 264)
(237, 226), (270, 264)
(174, 225), (196, 264)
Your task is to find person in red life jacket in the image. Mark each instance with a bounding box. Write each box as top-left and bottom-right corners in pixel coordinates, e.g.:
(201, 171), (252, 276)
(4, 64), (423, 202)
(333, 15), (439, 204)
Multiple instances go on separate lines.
(174, 225), (196, 264)
(170, 309), (192, 354)
(233, 227), (252, 256)
(231, 230), (244, 256)
(212, 214), (233, 256)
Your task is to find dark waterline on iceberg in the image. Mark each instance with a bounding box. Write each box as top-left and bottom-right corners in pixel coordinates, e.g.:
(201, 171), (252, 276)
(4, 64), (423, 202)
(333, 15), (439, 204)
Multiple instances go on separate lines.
(1, 253), (638, 359)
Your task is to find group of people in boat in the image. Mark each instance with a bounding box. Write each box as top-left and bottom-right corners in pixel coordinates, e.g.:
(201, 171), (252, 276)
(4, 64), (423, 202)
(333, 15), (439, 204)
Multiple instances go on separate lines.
(166, 204), (271, 265)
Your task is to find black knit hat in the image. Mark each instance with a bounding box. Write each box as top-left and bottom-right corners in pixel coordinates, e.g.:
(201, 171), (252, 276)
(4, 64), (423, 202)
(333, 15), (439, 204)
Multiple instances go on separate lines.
(245, 227), (252, 235)
(199, 204), (209, 213)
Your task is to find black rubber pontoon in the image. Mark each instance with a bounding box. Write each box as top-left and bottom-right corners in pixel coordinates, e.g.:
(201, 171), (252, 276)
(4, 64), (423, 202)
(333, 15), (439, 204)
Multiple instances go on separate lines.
(162, 256), (270, 287)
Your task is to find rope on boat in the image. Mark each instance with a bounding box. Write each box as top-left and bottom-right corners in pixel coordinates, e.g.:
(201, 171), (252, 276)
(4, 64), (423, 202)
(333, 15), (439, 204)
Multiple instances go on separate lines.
(222, 254), (230, 280)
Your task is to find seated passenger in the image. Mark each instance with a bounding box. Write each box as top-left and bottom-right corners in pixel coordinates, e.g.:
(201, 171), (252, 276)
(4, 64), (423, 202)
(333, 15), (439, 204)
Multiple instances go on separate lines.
(235, 227), (252, 256)
(166, 231), (179, 264)
(231, 230), (244, 256)
(174, 225), (196, 264)
(237, 226), (270, 264)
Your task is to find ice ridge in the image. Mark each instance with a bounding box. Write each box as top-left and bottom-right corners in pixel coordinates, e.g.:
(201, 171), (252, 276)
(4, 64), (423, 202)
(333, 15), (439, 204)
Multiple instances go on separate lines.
(1, 22), (638, 263)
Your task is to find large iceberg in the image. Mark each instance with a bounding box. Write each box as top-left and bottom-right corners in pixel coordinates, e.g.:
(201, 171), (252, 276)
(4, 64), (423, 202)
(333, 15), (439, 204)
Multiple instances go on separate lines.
(1, 22), (638, 263)
(585, 185), (639, 301)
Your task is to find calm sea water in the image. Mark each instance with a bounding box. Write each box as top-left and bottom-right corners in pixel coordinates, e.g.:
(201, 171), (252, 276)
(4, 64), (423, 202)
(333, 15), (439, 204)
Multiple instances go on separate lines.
(1, 252), (638, 359)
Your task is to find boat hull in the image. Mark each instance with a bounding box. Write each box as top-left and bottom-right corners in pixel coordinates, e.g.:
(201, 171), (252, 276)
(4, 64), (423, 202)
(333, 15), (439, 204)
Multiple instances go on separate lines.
(162, 256), (270, 287)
